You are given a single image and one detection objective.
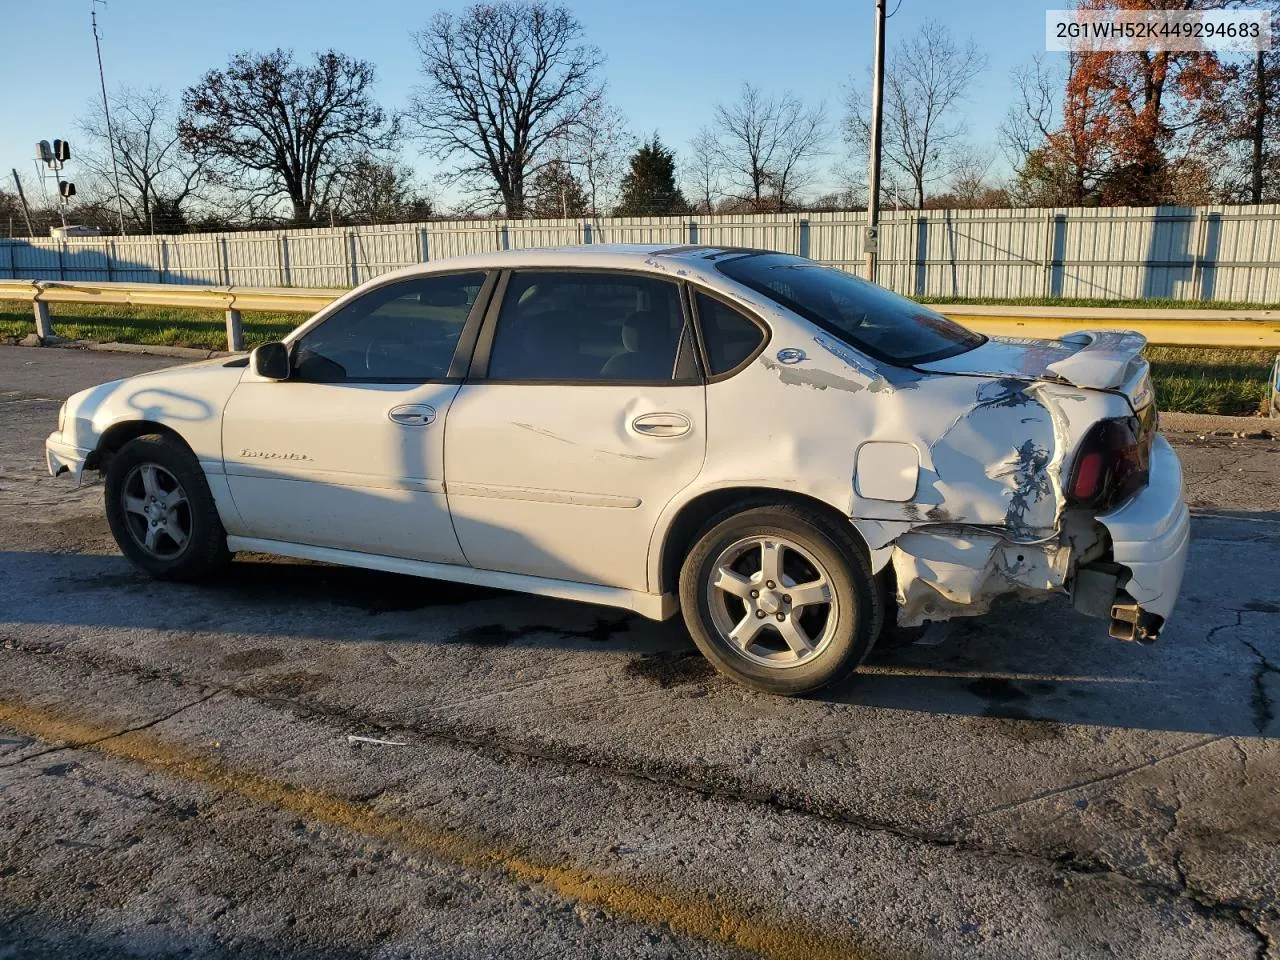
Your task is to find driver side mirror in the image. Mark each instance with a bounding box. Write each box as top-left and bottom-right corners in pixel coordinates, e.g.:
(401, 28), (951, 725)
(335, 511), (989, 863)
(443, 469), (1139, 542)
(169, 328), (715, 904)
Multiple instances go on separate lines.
(251, 341), (291, 381)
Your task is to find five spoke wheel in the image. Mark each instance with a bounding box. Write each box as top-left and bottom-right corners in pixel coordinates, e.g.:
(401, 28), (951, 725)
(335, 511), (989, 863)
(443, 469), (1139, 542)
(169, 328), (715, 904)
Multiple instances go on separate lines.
(120, 463), (191, 559)
(705, 535), (838, 668)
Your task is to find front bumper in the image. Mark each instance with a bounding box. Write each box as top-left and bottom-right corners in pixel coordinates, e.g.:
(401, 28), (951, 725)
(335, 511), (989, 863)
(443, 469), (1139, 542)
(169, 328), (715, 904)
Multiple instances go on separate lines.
(46, 433), (93, 484)
(1095, 434), (1190, 623)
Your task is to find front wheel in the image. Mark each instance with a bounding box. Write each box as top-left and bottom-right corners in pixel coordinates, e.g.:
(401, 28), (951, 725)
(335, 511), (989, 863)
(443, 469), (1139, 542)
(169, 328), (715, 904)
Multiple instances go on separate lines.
(679, 504), (883, 695)
(104, 434), (231, 581)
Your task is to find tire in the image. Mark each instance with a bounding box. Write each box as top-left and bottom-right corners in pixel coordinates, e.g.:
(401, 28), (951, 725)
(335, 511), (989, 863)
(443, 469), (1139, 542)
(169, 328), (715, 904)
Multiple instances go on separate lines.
(678, 503), (883, 695)
(103, 433), (231, 581)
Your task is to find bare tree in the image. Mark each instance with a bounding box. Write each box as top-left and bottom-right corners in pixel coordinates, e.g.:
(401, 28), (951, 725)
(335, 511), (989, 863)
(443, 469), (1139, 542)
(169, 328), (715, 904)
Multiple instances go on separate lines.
(77, 87), (206, 233)
(554, 96), (634, 216)
(686, 127), (720, 213)
(408, 1), (603, 218)
(1000, 53), (1113, 206)
(710, 84), (827, 212)
(845, 20), (987, 210)
(179, 49), (396, 225)
(324, 157), (434, 226)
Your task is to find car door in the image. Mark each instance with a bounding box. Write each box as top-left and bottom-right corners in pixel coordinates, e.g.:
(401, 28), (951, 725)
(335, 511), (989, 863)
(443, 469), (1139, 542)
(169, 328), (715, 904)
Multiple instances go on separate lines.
(221, 271), (492, 565)
(443, 269), (706, 592)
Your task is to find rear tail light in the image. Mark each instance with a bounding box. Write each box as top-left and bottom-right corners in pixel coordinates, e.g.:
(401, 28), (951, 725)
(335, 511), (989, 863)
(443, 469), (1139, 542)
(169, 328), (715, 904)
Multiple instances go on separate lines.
(1067, 417), (1150, 510)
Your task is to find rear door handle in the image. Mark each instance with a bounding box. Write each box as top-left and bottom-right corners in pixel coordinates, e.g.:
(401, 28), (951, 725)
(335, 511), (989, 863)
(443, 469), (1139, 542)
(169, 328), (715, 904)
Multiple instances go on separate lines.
(388, 404), (436, 426)
(631, 413), (691, 438)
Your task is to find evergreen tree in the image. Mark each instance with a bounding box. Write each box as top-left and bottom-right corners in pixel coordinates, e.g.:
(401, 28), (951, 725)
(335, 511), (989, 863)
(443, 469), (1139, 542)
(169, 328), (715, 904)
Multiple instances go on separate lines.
(527, 160), (588, 218)
(614, 136), (689, 216)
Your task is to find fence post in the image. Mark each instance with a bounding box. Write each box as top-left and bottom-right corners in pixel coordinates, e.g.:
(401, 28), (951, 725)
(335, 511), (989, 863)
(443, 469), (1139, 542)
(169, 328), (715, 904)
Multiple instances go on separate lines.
(279, 234), (291, 287)
(220, 237), (232, 286)
(157, 237), (167, 283)
(348, 230), (359, 286)
(32, 298), (54, 341)
(419, 227), (430, 263)
(224, 308), (244, 352)
(104, 238), (114, 282)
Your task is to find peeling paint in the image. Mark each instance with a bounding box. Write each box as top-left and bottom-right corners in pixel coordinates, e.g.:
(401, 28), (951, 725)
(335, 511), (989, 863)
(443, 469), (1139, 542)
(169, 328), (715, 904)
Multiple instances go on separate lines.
(758, 356), (868, 393)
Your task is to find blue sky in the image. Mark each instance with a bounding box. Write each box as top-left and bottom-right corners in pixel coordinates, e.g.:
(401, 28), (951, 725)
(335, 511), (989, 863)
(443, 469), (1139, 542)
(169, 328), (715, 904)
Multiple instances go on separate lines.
(0, 0), (1045, 209)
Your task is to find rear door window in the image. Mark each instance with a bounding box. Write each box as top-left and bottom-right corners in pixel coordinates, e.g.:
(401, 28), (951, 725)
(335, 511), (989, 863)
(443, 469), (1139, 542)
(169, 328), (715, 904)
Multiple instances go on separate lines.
(486, 272), (689, 382)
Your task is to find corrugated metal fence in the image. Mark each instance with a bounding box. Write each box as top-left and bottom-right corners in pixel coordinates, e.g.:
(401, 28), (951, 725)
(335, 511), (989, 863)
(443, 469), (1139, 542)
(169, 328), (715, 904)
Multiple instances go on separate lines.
(5, 205), (1280, 303)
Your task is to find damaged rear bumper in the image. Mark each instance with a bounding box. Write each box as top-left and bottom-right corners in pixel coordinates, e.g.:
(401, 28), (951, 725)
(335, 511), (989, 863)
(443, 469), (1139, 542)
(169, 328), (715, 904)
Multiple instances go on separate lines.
(884, 434), (1189, 639)
(1092, 434), (1190, 632)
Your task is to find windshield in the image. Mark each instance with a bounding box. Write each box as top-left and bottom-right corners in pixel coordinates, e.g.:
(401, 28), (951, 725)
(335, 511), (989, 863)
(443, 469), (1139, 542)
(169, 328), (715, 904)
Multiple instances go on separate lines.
(716, 253), (984, 365)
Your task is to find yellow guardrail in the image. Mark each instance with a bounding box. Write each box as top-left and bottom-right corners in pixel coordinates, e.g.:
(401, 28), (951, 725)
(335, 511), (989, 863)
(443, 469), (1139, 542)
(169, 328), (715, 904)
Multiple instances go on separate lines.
(939, 304), (1280, 349)
(4, 278), (1280, 351)
(0, 278), (341, 314)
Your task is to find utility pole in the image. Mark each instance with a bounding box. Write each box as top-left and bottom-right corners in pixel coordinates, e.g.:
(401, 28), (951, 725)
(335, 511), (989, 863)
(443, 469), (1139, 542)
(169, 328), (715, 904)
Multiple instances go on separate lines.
(92, 2), (127, 236)
(11, 170), (35, 237)
(864, 0), (887, 283)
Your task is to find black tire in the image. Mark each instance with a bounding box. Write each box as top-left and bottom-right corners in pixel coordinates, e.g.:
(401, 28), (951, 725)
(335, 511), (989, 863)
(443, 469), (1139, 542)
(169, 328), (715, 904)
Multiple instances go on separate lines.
(678, 503), (883, 695)
(103, 433), (231, 581)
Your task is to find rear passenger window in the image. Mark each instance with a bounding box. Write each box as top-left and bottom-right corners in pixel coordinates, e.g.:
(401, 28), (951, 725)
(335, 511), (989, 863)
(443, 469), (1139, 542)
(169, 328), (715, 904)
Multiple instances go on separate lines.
(487, 272), (687, 382)
(696, 293), (765, 376)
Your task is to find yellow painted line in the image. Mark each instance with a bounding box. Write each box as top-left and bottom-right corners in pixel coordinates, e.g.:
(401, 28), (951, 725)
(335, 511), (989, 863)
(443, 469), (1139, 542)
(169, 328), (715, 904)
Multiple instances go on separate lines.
(0, 697), (869, 960)
(945, 314), (1280, 348)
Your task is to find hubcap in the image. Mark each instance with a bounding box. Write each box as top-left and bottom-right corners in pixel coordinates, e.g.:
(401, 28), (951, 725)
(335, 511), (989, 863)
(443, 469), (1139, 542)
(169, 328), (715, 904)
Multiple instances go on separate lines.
(120, 463), (191, 559)
(705, 535), (839, 668)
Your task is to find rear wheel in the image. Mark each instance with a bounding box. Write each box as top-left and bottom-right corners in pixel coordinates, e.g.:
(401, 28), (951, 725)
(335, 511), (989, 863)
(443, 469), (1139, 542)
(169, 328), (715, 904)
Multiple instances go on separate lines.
(679, 504), (883, 695)
(104, 434), (231, 581)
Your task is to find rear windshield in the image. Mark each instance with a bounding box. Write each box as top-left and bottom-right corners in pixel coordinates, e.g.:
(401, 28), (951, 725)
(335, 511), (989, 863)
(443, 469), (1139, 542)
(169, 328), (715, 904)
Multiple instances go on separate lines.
(716, 253), (983, 365)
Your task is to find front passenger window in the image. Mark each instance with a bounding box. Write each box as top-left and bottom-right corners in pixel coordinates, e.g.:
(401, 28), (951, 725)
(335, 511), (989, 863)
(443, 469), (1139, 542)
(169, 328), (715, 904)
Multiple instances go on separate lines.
(292, 272), (486, 383)
(486, 272), (687, 382)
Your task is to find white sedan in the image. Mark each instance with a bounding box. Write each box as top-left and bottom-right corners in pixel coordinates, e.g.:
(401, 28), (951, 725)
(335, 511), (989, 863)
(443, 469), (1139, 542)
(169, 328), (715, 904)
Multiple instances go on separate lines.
(46, 245), (1189, 694)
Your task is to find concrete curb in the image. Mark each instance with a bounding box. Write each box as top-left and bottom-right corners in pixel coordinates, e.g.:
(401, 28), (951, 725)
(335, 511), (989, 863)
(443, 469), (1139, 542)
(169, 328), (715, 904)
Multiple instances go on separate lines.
(13, 336), (237, 360)
(1161, 411), (1275, 437)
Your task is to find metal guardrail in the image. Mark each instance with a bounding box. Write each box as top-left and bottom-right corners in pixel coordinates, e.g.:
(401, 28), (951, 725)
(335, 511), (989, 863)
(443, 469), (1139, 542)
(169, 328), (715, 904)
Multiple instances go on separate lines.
(0, 279), (343, 351)
(4, 278), (1280, 353)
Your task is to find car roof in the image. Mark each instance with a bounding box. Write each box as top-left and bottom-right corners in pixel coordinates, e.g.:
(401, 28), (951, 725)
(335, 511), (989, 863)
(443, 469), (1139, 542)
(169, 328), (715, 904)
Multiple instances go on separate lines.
(369, 243), (770, 284)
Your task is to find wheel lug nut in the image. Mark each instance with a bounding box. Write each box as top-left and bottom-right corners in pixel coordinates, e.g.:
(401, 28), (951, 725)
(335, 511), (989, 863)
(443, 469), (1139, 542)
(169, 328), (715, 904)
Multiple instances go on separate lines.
(756, 610), (766, 619)
(766, 580), (775, 589)
(749, 590), (759, 598)
(783, 595), (792, 604)
(775, 613), (785, 621)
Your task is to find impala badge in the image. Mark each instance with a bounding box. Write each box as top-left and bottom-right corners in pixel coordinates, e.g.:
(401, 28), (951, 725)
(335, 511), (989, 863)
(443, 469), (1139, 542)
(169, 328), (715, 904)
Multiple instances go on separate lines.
(239, 449), (311, 461)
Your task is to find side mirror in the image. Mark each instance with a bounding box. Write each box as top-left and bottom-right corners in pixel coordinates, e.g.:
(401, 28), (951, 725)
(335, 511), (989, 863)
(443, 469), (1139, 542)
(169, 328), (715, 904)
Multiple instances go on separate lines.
(251, 342), (291, 381)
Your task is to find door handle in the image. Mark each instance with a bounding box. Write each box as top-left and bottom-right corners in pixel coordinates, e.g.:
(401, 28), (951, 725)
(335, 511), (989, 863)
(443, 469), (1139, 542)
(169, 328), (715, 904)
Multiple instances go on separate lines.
(631, 413), (691, 438)
(388, 404), (436, 426)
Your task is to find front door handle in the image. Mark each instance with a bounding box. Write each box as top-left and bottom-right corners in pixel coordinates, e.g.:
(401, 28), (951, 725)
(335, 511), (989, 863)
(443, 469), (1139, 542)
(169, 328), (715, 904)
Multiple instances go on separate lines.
(631, 413), (691, 438)
(388, 404), (436, 426)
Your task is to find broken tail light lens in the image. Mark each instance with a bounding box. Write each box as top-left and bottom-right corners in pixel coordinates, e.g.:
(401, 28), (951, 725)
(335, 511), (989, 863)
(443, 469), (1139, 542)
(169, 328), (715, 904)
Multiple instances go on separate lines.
(1067, 417), (1150, 510)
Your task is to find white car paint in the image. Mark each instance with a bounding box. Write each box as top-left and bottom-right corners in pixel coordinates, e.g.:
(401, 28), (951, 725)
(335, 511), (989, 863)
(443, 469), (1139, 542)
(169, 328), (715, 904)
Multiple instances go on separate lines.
(47, 244), (1190, 642)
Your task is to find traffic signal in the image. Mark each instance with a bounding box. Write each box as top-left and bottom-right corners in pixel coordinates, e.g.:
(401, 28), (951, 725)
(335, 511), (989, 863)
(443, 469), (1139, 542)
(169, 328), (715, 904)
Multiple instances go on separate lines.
(36, 141), (53, 163)
(58, 180), (76, 199)
(53, 139), (71, 162)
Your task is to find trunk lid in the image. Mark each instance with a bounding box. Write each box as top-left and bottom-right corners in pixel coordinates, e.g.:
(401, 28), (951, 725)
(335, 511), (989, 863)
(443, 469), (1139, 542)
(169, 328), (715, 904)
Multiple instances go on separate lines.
(917, 330), (1154, 410)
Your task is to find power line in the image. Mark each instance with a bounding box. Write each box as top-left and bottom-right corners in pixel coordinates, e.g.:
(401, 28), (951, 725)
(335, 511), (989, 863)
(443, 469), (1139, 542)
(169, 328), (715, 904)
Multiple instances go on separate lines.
(92, 1), (127, 235)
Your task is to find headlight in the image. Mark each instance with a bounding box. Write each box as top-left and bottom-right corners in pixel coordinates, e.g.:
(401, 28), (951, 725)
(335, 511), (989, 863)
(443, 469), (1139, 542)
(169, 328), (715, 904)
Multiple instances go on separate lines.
(57, 402), (67, 434)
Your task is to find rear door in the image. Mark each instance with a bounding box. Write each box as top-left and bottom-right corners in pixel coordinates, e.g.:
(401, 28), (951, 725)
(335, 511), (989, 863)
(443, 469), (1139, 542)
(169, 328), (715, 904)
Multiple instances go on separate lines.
(221, 271), (491, 564)
(443, 270), (706, 592)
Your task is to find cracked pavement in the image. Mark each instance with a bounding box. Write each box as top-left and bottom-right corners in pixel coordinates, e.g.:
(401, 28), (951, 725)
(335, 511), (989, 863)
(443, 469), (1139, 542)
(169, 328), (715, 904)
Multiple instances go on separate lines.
(1, 345), (1278, 959)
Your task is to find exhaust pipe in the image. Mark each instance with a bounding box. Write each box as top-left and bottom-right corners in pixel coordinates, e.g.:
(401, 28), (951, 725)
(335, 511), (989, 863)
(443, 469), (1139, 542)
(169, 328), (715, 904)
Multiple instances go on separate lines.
(1109, 591), (1164, 643)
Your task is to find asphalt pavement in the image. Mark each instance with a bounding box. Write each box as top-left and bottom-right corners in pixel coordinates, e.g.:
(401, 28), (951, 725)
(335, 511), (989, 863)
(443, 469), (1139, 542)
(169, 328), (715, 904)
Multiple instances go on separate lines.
(1, 344), (1278, 960)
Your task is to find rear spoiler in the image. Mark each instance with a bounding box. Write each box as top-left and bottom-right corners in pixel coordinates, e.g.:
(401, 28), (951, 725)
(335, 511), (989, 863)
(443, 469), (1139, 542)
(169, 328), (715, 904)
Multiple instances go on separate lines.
(1045, 330), (1148, 390)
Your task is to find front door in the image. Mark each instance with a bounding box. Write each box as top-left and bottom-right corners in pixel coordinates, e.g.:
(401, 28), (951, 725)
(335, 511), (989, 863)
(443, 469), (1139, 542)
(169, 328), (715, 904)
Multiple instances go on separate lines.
(221, 271), (490, 565)
(444, 269), (706, 591)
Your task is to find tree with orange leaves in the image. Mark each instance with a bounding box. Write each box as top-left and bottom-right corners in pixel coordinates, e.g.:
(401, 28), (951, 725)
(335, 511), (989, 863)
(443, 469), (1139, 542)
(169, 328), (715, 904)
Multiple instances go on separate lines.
(1008, 0), (1233, 206)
